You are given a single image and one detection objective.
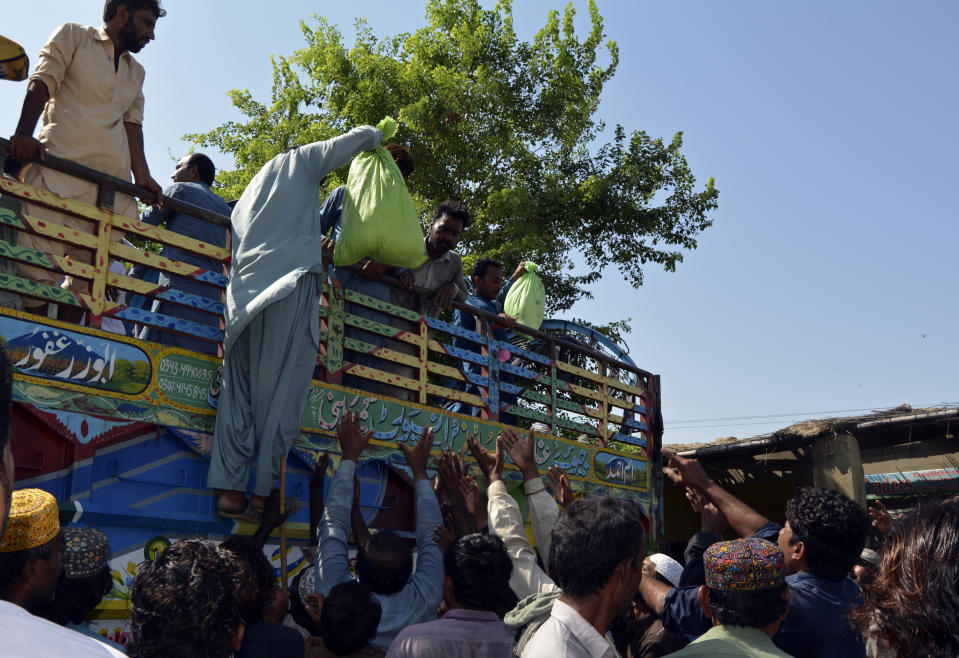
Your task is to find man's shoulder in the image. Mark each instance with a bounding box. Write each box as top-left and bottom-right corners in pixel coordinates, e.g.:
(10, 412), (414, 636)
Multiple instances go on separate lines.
(40, 22), (97, 51)
(241, 619), (305, 654)
(166, 182), (231, 212)
(464, 293), (489, 308)
(0, 602), (124, 656)
(53, 22), (97, 37)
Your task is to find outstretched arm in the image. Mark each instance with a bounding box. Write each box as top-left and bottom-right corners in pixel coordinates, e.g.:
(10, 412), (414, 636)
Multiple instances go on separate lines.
(501, 428), (560, 569)
(350, 474), (372, 547)
(475, 434), (557, 599)
(309, 453), (330, 546)
(317, 412), (372, 595)
(398, 428), (444, 609)
(298, 125), (382, 182)
(662, 448), (770, 538)
(249, 489), (293, 549)
(435, 449), (475, 537)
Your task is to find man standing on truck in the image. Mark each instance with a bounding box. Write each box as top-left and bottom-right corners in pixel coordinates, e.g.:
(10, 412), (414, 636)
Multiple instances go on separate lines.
(206, 125), (382, 522)
(7, 1), (166, 319)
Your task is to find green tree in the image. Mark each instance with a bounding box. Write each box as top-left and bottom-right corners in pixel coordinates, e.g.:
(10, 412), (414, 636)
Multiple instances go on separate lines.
(188, 0), (718, 313)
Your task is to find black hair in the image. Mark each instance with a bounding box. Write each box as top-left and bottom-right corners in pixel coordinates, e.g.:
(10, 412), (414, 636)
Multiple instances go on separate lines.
(548, 496), (645, 598)
(470, 258), (503, 282)
(0, 535), (56, 592)
(785, 487), (869, 582)
(320, 581), (382, 655)
(385, 144), (414, 179)
(433, 200), (471, 229)
(104, 0), (166, 21)
(443, 533), (512, 611)
(356, 530), (412, 596)
(220, 535), (273, 622)
(128, 539), (252, 658)
(705, 586), (789, 628)
(33, 566), (113, 625)
(187, 153), (216, 186)
(851, 499), (959, 657)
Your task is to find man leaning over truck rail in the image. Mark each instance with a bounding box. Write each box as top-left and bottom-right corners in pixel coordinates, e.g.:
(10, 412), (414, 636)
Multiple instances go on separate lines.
(133, 153), (231, 355)
(206, 124), (382, 522)
(7, 1), (166, 320)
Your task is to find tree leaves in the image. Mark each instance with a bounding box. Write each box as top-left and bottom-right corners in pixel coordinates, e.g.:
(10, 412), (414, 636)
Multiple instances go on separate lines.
(186, 0), (719, 314)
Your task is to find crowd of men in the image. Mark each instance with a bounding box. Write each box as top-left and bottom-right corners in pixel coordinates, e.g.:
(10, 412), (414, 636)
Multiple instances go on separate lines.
(1, 372), (959, 657)
(4, 2), (959, 657)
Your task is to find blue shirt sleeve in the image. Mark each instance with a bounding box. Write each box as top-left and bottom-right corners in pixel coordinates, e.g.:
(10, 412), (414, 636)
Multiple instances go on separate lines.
(753, 521), (782, 544)
(661, 585), (711, 637)
(404, 478), (444, 610)
(318, 185), (346, 240)
(316, 459), (357, 596)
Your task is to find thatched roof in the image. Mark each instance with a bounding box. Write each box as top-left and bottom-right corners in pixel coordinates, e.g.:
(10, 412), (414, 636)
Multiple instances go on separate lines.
(664, 404), (959, 457)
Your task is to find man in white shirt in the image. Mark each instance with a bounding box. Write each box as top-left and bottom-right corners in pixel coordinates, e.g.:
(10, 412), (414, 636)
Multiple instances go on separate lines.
(0, 489), (124, 657)
(521, 495), (646, 658)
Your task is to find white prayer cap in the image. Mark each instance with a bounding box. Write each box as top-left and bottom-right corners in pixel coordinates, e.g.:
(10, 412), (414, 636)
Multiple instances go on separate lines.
(649, 553), (683, 587)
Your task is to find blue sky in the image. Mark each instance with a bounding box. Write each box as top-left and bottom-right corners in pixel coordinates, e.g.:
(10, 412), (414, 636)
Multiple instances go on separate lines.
(2, 1), (956, 443)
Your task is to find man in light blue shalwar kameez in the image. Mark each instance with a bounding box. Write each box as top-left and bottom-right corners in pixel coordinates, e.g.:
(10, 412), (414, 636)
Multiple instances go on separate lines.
(206, 125), (382, 518)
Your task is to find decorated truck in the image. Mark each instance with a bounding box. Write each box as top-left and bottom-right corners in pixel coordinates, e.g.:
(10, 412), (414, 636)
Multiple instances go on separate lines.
(0, 136), (662, 641)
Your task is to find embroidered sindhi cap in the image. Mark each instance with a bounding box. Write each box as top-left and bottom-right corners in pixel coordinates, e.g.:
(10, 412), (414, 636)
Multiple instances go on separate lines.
(704, 537), (786, 591)
(0, 488), (60, 553)
(62, 527), (110, 578)
(297, 565), (316, 604)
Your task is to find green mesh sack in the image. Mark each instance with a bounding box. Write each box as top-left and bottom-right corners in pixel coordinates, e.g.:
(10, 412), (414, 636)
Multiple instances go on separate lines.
(333, 117), (427, 269)
(503, 261), (546, 330)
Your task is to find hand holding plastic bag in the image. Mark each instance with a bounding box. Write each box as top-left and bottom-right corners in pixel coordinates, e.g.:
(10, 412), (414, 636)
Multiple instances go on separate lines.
(333, 117), (427, 269)
(504, 261), (546, 330)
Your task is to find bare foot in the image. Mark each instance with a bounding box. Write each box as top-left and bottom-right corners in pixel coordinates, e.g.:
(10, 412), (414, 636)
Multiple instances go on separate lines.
(251, 494), (267, 512)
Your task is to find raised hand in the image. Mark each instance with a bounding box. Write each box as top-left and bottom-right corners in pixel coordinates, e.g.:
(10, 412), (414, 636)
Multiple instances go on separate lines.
(500, 427), (539, 481)
(546, 466), (574, 508)
(398, 426), (434, 480)
(511, 261), (527, 280)
(466, 434), (498, 483)
(868, 500), (893, 536)
(337, 411), (373, 462)
(433, 523), (455, 553)
(436, 450), (465, 501)
(661, 448), (711, 493)
(685, 486), (705, 513)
